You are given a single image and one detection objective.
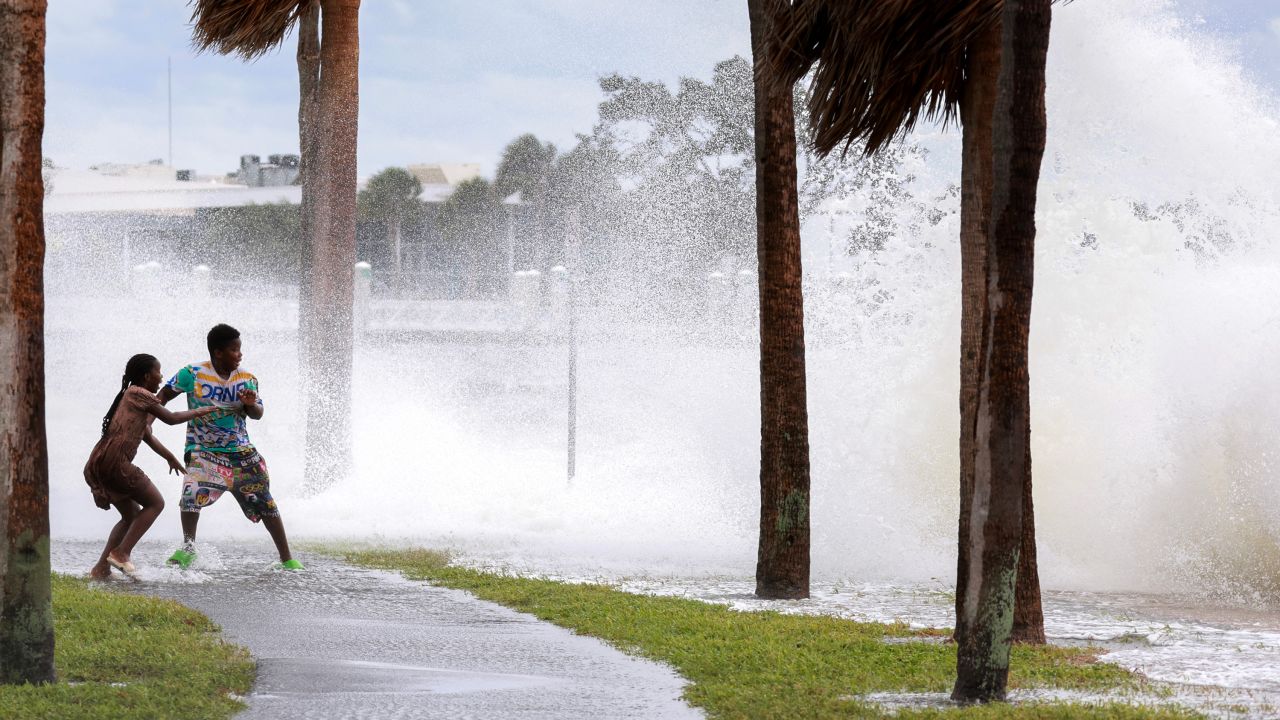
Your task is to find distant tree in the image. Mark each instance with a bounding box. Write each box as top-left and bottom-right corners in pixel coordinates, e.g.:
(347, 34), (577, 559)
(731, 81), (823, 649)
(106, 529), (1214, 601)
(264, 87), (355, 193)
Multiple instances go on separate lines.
(358, 167), (422, 273)
(590, 58), (756, 272)
(573, 56), (928, 284)
(204, 202), (302, 282)
(495, 134), (558, 270)
(495, 134), (556, 203)
(437, 178), (503, 297)
(544, 135), (625, 273)
(41, 157), (54, 197)
(0, 0), (56, 685)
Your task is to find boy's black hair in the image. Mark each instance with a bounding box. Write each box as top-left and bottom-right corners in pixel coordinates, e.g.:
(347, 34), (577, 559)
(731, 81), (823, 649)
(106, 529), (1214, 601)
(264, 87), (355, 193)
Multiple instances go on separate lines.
(207, 323), (241, 355)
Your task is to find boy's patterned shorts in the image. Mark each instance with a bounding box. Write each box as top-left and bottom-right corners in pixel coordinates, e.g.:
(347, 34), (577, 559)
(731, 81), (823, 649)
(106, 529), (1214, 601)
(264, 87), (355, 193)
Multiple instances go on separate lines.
(179, 449), (280, 523)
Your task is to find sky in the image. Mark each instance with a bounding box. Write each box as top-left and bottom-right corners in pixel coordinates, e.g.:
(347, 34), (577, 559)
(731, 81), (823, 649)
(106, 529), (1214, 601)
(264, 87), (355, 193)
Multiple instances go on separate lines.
(42, 0), (1280, 180)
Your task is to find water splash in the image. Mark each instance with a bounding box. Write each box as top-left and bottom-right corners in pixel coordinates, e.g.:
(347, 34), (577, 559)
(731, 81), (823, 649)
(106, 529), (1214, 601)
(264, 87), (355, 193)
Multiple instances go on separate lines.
(45, 0), (1280, 602)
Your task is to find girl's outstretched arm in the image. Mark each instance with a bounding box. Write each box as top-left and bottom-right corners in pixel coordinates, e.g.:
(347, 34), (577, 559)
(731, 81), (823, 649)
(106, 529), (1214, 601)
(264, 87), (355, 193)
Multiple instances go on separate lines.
(149, 403), (217, 426)
(144, 429), (187, 476)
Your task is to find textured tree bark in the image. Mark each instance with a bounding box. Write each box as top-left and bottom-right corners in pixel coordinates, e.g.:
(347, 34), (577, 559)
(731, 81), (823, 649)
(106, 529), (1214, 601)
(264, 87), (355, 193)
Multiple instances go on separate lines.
(296, 0), (319, 389)
(954, 19), (1000, 649)
(303, 0), (359, 492)
(956, 15), (1045, 651)
(0, 0), (55, 685)
(748, 0), (811, 600)
(952, 0), (1050, 703)
(1012, 464), (1045, 644)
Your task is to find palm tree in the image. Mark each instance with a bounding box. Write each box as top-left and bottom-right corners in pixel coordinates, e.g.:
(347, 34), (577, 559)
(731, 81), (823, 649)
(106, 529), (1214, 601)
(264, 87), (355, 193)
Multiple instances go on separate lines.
(953, 0), (1052, 699)
(0, 0), (56, 685)
(191, 0), (362, 492)
(769, 0), (1052, 700)
(359, 167), (423, 274)
(495, 134), (556, 269)
(748, 0), (811, 600)
(436, 177), (502, 297)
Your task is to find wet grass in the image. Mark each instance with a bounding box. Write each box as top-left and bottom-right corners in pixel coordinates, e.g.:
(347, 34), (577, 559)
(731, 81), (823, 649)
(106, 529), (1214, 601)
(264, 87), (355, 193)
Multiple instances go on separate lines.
(328, 546), (1202, 720)
(0, 574), (254, 720)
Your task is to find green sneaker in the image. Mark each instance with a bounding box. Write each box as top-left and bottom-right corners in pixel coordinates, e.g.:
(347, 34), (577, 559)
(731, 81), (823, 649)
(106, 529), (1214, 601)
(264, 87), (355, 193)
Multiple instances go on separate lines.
(167, 546), (195, 569)
(279, 559), (305, 571)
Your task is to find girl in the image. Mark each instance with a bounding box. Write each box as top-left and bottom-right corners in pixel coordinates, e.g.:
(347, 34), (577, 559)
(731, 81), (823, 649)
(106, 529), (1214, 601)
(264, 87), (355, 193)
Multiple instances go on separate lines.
(84, 354), (217, 578)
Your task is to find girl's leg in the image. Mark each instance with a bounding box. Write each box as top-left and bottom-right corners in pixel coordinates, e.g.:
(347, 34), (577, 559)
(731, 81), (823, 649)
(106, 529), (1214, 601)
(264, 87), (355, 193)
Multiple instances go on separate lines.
(92, 499), (138, 578)
(108, 481), (165, 563)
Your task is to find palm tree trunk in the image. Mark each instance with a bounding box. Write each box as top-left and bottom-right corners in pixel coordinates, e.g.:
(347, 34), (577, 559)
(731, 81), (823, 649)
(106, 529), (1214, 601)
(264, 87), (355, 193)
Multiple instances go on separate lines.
(955, 19), (1000, 649)
(748, 0), (811, 600)
(0, 0), (55, 685)
(296, 0), (319, 386)
(303, 0), (360, 491)
(1012, 464), (1045, 643)
(952, 0), (1051, 703)
(956, 13), (1046, 652)
(391, 218), (402, 275)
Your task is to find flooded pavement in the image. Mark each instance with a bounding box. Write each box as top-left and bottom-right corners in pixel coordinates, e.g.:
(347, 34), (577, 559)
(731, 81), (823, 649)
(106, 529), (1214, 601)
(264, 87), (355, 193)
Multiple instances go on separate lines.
(450, 554), (1280, 718)
(53, 536), (1280, 718)
(52, 540), (699, 720)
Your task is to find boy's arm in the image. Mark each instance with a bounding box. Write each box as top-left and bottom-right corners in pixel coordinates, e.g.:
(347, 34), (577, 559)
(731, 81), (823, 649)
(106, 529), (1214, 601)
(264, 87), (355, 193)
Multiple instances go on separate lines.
(159, 365), (192, 405)
(240, 387), (264, 420)
(144, 428), (186, 475)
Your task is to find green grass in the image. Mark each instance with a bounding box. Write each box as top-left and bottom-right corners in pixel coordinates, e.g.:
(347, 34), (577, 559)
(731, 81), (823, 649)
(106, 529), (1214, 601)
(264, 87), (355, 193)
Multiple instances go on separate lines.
(328, 546), (1202, 720)
(0, 575), (254, 720)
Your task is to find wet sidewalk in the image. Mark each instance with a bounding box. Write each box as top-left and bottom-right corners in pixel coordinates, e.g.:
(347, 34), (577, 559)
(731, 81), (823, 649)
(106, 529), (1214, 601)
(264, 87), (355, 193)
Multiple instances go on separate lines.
(53, 541), (700, 720)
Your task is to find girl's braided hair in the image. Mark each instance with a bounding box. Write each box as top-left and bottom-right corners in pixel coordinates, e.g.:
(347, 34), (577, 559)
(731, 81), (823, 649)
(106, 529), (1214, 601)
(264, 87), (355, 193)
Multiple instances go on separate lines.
(101, 354), (159, 436)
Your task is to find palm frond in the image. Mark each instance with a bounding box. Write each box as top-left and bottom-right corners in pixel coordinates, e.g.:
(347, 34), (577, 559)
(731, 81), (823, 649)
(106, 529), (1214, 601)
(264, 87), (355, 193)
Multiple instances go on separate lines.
(189, 0), (304, 59)
(769, 0), (1002, 157)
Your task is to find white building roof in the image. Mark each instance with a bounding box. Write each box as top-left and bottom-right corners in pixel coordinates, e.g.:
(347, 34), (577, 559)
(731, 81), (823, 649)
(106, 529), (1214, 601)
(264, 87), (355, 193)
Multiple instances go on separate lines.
(45, 166), (299, 215)
(46, 161), (477, 215)
(406, 163), (481, 186)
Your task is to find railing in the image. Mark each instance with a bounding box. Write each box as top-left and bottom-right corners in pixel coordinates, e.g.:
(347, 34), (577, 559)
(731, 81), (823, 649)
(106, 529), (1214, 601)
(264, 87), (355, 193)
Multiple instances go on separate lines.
(46, 261), (900, 348)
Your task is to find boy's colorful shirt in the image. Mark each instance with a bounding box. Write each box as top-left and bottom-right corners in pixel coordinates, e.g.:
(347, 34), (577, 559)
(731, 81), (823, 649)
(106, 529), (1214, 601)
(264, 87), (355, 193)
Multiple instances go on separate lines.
(166, 361), (261, 454)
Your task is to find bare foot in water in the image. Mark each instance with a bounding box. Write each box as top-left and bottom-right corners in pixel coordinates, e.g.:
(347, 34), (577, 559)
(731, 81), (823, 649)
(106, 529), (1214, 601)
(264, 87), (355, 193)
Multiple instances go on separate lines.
(89, 563), (112, 580)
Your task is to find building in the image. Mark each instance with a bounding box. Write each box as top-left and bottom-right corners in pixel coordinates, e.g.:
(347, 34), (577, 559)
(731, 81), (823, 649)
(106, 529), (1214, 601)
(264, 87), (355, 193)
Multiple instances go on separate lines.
(43, 157), (506, 299)
(405, 163), (480, 186)
(237, 153), (301, 187)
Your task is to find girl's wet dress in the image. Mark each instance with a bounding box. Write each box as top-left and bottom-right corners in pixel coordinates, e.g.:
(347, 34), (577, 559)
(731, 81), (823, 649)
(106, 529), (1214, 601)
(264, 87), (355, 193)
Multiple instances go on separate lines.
(83, 386), (160, 509)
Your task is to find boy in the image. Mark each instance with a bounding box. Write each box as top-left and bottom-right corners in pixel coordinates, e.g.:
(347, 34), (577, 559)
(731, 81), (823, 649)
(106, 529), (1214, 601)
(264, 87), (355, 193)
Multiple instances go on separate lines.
(160, 323), (303, 570)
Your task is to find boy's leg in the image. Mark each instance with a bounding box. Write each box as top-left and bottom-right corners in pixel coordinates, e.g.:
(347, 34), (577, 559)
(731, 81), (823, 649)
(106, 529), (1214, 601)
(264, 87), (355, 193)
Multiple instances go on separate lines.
(231, 451), (296, 565)
(181, 511), (200, 543)
(261, 516), (293, 563)
(169, 452), (228, 567)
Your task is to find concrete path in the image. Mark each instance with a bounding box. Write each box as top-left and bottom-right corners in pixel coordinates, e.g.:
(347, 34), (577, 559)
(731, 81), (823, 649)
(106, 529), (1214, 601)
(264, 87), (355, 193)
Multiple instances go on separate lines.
(54, 541), (700, 720)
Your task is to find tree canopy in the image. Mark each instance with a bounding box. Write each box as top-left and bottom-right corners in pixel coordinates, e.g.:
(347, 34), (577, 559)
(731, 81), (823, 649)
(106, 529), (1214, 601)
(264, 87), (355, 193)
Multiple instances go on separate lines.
(358, 166), (422, 226)
(494, 134), (556, 203)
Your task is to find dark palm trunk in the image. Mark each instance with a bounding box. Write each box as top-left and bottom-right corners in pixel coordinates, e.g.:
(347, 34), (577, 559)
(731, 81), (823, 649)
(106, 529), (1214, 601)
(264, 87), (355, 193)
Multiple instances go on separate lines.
(748, 0), (811, 600)
(302, 0), (359, 492)
(955, 14), (1046, 652)
(0, 0), (55, 685)
(952, 0), (1051, 703)
(296, 0), (319, 416)
(1012, 465), (1044, 643)
(955, 19), (1000, 649)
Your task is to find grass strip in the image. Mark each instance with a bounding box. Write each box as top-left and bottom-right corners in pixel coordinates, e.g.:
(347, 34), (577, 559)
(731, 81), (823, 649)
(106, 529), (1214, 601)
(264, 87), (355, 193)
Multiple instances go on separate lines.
(0, 574), (254, 720)
(329, 547), (1200, 719)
